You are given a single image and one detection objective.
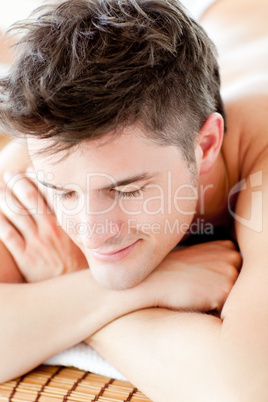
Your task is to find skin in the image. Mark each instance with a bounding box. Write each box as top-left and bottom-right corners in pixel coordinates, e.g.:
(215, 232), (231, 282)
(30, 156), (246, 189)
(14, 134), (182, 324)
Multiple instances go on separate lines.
(0, 0), (267, 399)
(84, 1), (268, 400)
(27, 128), (202, 290)
(83, 2), (268, 400)
(0, 107), (240, 383)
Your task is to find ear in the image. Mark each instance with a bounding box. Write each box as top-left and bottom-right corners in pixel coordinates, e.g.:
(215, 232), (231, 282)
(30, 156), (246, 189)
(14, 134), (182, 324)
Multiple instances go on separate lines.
(197, 113), (224, 175)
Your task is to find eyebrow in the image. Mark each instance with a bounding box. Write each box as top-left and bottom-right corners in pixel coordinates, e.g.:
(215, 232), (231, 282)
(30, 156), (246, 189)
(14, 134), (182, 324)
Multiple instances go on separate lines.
(38, 172), (156, 192)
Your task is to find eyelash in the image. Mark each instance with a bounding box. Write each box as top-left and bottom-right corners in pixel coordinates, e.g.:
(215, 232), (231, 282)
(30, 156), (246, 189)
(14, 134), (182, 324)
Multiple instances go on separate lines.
(59, 191), (76, 200)
(113, 188), (145, 199)
(58, 187), (145, 201)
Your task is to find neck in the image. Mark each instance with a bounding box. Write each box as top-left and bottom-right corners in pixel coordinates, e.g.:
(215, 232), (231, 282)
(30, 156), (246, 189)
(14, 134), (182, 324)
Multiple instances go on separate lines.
(195, 151), (230, 223)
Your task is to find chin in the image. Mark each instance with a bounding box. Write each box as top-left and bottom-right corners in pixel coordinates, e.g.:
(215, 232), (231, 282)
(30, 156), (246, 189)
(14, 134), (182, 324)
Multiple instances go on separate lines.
(90, 261), (151, 290)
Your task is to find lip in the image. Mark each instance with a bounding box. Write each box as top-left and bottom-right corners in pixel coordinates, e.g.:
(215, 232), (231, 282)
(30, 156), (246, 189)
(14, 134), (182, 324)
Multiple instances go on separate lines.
(90, 240), (140, 262)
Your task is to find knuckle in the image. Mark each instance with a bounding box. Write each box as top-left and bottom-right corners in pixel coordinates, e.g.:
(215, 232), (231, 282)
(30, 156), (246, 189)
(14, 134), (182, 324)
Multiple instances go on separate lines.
(222, 240), (236, 250)
(40, 219), (62, 243)
(228, 249), (242, 268)
(3, 226), (18, 243)
(215, 285), (232, 309)
(212, 272), (237, 311)
(234, 252), (242, 267)
(26, 221), (38, 237)
(24, 189), (37, 202)
(225, 263), (239, 281)
(224, 278), (234, 294)
(42, 217), (58, 233)
(212, 294), (226, 311)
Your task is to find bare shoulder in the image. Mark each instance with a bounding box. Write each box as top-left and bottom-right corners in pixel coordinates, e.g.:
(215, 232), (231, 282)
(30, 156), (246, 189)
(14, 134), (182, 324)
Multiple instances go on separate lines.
(199, 0), (268, 180)
(222, 91), (268, 181)
(200, 0), (268, 90)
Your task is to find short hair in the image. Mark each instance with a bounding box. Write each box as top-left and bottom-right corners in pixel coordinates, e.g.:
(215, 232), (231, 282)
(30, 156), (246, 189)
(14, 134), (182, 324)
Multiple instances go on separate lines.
(0, 0), (225, 166)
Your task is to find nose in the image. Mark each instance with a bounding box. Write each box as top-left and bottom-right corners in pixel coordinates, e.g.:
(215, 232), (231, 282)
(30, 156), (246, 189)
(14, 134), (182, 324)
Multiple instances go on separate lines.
(77, 190), (125, 249)
(78, 214), (124, 249)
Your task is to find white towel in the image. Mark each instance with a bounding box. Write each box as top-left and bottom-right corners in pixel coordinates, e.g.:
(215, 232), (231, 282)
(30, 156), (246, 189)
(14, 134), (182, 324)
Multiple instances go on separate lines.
(44, 342), (127, 381)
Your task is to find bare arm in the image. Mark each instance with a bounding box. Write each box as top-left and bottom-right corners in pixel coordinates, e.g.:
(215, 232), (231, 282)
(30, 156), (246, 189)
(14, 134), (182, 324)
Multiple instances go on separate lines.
(0, 237), (240, 384)
(0, 172), (240, 384)
(0, 141), (151, 383)
(88, 252), (268, 400)
(0, 265), (161, 383)
(88, 310), (227, 402)
(0, 140), (32, 282)
(0, 157), (150, 381)
(85, 151), (268, 401)
(0, 141), (241, 386)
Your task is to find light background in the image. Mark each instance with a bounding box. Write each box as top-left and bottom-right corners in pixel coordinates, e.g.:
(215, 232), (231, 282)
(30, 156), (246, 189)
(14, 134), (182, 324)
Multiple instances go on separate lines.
(0, 0), (216, 31)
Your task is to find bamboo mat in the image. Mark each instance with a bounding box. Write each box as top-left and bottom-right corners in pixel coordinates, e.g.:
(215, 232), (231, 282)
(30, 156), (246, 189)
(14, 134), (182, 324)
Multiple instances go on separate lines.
(0, 365), (152, 402)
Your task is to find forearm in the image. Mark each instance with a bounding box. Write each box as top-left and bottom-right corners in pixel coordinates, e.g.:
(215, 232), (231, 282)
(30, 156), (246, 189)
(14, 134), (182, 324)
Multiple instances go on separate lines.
(88, 309), (224, 402)
(88, 307), (267, 402)
(0, 268), (148, 383)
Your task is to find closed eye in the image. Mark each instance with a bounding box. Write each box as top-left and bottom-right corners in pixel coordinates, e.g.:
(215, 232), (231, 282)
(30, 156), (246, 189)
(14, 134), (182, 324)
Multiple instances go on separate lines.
(59, 191), (77, 200)
(59, 187), (145, 201)
(112, 187), (145, 199)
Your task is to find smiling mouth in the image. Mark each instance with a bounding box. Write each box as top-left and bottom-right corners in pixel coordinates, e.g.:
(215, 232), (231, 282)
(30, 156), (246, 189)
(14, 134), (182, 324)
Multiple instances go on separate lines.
(90, 240), (140, 262)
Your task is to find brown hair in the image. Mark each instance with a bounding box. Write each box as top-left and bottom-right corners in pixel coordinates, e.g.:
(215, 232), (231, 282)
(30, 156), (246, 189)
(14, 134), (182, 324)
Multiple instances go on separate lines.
(0, 0), (225, 166)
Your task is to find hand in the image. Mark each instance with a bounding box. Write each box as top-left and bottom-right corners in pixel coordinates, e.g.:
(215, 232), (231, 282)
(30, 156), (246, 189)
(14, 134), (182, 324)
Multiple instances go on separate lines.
(0, 171), (88, 282)
(139, 240), (241, 313)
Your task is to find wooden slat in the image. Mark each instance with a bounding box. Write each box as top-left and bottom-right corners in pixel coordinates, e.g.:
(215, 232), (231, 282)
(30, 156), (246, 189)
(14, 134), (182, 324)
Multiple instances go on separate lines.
(0, 366), (152, 402)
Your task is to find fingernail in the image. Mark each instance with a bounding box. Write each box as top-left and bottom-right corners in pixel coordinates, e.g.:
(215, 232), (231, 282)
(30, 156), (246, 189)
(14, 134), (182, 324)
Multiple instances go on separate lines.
(26, 167), (34, 173)
(25, 167), (36, 179)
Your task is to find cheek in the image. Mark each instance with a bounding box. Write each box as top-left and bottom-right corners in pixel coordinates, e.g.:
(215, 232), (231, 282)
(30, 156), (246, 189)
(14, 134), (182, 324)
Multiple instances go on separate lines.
(52, 193), (86, 223)
(56, 210), (78, 238)
(171, 175), (198, 215)
(118, 187), (167, 217)
(117, 198), (144, 215)
(127, 186), (198, 240)
(173, 193), (198, 217)
(50, 198), (82, 241)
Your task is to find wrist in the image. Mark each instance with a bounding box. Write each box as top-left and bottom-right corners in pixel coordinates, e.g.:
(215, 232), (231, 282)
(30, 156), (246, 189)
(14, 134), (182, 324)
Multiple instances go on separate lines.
(89, 278), (152, 332)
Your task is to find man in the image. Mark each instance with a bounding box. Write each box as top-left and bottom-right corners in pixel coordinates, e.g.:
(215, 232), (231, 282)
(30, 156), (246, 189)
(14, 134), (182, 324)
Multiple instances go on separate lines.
(0, 0), (266, 399)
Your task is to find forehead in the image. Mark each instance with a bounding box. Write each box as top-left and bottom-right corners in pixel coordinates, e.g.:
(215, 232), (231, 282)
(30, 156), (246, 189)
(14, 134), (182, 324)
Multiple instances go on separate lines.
(27, 126), (185, 184)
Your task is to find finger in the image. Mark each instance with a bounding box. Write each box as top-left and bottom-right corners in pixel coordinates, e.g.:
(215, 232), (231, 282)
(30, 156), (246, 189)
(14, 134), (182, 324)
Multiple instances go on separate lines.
(0, 213), (25, 256)
(228, 250), (242, 271)
(214, 240), (238, 251)
(205, 240), (242, 269)
(213, 242), (242, 270)
(25, 167), (54, 211)
(0, 185), (37, 240)
(23, 169), (60, 236)
(3, 171), (52, 216)
(3, 172), (60, 244)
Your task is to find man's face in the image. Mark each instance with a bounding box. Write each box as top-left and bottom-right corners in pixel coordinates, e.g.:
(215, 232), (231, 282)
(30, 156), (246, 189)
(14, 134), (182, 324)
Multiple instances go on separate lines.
(28, 125), (199, 289)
